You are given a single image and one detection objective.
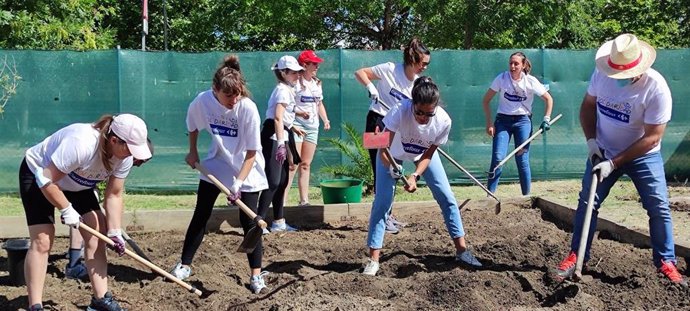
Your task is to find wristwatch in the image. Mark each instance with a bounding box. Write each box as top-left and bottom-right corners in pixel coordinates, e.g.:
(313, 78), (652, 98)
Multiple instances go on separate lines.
(411, 173), (420, 181)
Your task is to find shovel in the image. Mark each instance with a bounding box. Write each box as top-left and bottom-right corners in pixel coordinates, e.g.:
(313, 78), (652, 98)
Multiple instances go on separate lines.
(194, 162), (267, 253)
(573, 155), (602, 281)
(79, 223), (202, 296)
(488, 113), (563, 179)
(374, 98), (500, 213)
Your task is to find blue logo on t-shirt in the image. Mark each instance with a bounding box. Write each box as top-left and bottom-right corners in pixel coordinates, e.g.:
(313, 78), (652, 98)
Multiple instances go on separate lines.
(389, 88), (410, 101)
(68, 172), (99, 187)
(210, 124), (238, 137)
(597, 102), (630, 123)
(300, 96), (317, 103)
(402, 143), (427, 155)
(504, 92), (526, 102)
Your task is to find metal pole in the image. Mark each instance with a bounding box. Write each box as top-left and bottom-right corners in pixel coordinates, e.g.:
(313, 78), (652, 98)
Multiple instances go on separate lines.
(141, 0), (148, 51)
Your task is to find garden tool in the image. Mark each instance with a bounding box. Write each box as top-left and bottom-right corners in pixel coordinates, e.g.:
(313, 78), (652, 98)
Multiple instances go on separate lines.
(361, 127), (411, 188)
(375, 98), (500, 213)
(79, 223), (203, 296)
(487, 113), (563, 179)
(573, 155), (602, 281)
(195, 162), (267, 253)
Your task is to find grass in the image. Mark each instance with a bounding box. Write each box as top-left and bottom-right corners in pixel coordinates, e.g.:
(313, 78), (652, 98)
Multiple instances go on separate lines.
(5, 179), (688, 217)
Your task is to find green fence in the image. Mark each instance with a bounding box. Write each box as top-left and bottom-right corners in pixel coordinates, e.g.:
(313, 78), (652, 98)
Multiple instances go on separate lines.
(0, 49), (688, 193)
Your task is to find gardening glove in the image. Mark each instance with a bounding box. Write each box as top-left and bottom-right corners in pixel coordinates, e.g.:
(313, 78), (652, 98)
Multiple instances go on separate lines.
(275, 143), (287, 165)
(228, 177), (243, 203)
(540, 116), (551, 132)
(60, 203), (81, 228)
(592, 159), (615, 182)
(389, 163), (404, 179)
(586, 138), (603, 163)
(366, 82), (379, 101)
(107, 229), (126, 256)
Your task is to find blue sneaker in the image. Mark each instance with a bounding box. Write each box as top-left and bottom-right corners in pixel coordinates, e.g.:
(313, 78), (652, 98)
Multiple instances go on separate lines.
(65, 262), (88, 280)
(86, 291), (126, 311)
(271, 220), (298, 232)
(456, 250), (482, 268)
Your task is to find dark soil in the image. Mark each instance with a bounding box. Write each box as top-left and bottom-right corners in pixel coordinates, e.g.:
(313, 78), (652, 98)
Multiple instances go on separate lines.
(2, 201), (689, 310)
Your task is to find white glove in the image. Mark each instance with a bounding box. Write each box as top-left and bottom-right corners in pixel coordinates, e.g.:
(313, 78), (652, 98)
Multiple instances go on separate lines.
(230, 177), (244, 196)
(388, 163), (404, 179)
(60, 203), (80, 228)
(592, 159), (615, 182)
(366, 82), (379, 101)
(586, 138), (603, 162)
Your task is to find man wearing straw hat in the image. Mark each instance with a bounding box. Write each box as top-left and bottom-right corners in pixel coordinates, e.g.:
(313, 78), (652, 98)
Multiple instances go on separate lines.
(553, 33), (687, 286)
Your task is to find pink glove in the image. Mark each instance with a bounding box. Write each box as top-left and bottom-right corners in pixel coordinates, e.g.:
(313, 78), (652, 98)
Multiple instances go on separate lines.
(107, 229), (126, 256)
(276, 144), (287, 165)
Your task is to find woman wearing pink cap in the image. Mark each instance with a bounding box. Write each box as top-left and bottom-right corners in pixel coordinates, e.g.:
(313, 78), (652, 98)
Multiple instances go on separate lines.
(284, 50), (331, 206)
(19, 113), (151, 311)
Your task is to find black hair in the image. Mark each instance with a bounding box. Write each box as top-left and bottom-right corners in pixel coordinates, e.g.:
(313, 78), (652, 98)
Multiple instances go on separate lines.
(412, 76), (440, 107)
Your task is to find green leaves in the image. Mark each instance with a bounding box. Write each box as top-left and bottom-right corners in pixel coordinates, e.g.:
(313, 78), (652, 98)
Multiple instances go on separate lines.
(321, 122), (374, 193)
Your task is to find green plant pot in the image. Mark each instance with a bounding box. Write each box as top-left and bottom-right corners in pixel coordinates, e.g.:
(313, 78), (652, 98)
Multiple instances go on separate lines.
(320, 178), (363, 204)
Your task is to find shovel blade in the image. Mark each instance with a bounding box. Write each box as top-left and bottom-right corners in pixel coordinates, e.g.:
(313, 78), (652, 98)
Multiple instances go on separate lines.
(362, 131), (391, 149)
(236, 225), (262, 253)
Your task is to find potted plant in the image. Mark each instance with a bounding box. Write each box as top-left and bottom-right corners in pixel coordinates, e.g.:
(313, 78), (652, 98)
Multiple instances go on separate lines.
(320, 123), (373, 203)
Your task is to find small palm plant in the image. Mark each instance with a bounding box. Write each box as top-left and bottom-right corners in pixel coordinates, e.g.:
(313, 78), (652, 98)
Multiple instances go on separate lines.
(320, 122), (374, 194)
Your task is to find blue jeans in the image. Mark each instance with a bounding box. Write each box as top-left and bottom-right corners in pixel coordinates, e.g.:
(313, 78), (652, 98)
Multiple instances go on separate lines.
(367, 151), (465, 249)
(488, 114), (532, 195)
(570, 152), (675, 267)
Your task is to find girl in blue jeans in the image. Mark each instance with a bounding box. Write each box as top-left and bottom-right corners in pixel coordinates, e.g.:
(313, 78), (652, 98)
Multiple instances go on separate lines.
(362, 76), (482, 276)
(482, 52), (553, 195)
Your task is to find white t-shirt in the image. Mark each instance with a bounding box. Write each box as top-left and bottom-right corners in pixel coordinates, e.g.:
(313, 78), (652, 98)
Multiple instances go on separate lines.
(587, 68), (672, 158)
(490, 71), (548, 116)
(186, 90), (268, 192)
(265, 83), (297, 136)
(24, 123), (132, 192)
(294, 78), (323, 130)
(383, 99), (451, 162)
(369, 62), (417, 116)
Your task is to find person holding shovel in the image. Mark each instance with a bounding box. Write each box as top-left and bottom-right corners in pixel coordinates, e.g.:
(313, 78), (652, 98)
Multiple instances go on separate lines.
(553, 33), (686, 286)
(361, 76), (483, 276)
(20, 113), (152, 311)
(482, 51), (553, 196)
(171, 54), (271, 294)
(354, 37), (431, 233)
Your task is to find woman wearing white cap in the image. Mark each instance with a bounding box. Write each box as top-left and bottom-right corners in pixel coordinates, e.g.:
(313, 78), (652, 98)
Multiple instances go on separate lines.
(354, 37), (431, 233)
(258, 55), (304, 233)
(284, 50), (330, 206)
(19, 113), (151, 311)
(553, 33), (686, 286)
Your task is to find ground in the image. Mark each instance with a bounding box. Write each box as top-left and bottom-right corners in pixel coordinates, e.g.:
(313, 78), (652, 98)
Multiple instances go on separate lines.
(1, 197), (689, 310)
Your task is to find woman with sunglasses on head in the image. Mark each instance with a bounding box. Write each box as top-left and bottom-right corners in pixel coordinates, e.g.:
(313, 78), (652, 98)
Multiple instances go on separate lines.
(170, 55), (270, 294)
(284, 50), (331, 207)
(354, 37), (430, 233)
(258, 55), (305, 234)
(361, 76), (482, 277)
(482, 52), (554, 196)
(20, 113), (152, 311)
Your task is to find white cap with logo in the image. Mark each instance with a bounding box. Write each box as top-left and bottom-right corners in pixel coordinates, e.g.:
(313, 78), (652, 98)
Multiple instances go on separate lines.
(110, 114), (152, 160)
(271, 55), (304, 71)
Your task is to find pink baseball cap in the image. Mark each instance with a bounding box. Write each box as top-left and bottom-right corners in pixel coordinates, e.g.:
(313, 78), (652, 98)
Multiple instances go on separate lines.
(110, 114), (152, 160)
(297, 50), (323, 64)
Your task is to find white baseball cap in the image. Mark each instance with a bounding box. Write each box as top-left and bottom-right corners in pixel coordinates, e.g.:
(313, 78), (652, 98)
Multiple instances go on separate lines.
(271, 55), (304, 71)
(110, 114), (152, 160)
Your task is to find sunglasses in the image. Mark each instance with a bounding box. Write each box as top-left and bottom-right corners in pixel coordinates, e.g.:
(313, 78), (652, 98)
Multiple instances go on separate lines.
(421, 61), (430, 66)
(414, 107), (436, 117)
(133, 158), (149, 167)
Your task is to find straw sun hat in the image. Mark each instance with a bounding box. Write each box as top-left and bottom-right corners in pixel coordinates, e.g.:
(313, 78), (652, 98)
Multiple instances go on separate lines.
(595, 33), (656, 79)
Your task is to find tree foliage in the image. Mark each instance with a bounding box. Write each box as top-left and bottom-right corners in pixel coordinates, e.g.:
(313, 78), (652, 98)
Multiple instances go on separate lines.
(1, 0), (689, 51)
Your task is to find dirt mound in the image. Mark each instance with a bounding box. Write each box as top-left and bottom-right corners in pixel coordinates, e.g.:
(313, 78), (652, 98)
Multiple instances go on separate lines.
(670, 197), (690, 213)
(2, 204), (689, 310)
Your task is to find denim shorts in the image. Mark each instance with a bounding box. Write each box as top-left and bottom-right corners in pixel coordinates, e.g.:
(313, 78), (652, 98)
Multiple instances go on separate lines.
(293, 122), (319, 145)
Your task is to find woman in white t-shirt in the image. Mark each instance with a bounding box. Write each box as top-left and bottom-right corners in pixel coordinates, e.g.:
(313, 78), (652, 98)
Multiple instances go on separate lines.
(482, 52), (553, 195)
(20, 113), (152, 311)
(284, 50), (331, 206)
(170, 55), (270, 294)
(361, 77), (482, 277)
(354, 37), (430, 233)
(258, 55), (305, 233)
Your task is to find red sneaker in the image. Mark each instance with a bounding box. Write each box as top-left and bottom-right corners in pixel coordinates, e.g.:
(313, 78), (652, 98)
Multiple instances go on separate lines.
(658, 260), (688, 287)
(553, 251), (578, 281)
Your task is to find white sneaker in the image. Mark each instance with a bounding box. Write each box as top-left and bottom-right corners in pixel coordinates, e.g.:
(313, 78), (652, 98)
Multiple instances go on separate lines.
(362, 259), (379, 276)
(262, 227), (270, 235)
(250, 271), (269, 294)
(271, 220), (298, 232)
(170, 263), (191, 280)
